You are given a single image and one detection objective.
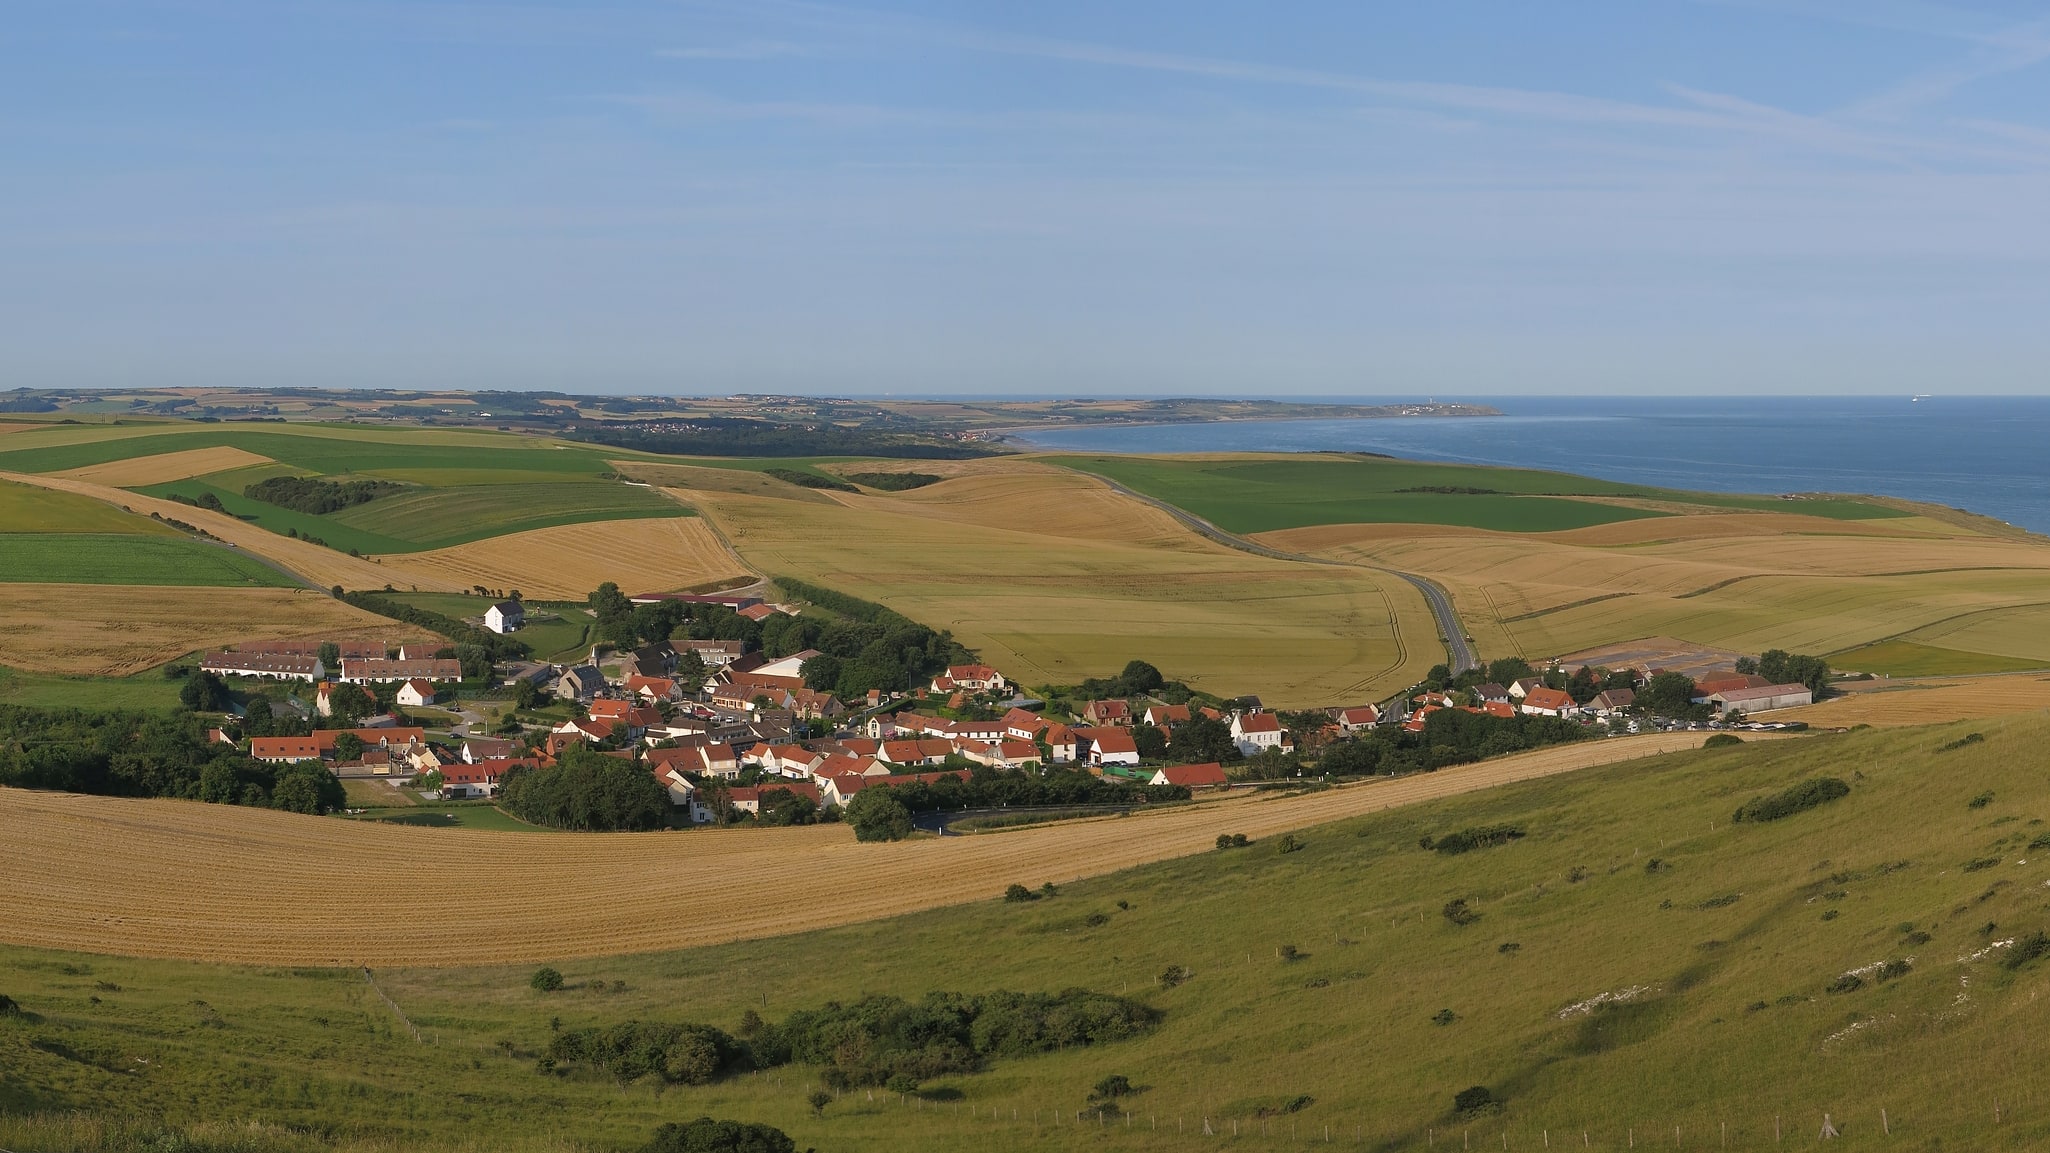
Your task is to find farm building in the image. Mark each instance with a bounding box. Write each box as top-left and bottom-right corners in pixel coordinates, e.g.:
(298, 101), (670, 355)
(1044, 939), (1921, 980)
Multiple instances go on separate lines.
(1151, 762), (1229, 789)
(1709, 683), (1815, 713)
(201, 651), (324, 682)
(483, 600), (525, 634)
(340, 657), (463, 685)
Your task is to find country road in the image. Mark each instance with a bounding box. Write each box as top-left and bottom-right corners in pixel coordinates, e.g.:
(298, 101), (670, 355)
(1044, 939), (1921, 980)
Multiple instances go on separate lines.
(1089, 474), (1479, 674)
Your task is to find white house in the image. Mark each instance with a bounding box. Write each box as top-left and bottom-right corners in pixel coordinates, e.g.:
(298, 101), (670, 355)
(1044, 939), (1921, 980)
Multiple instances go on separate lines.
(1332, 705), (1380, 733)
(1518, 687), (1579, 718)
(1230, 712), (1291, 756)
(395, 678), (436, 708)
(1081, 728), (1140, 767)
(483, 600), (525, 634)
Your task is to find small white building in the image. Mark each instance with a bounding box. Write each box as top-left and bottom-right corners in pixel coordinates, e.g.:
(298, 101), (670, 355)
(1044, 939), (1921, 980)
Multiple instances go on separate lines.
(395, 678), (437, 708)
(484, 600), (525, 634)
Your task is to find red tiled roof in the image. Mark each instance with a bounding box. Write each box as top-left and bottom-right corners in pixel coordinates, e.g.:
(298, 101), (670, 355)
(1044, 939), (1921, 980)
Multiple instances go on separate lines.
(1156, 762), (1227, 788)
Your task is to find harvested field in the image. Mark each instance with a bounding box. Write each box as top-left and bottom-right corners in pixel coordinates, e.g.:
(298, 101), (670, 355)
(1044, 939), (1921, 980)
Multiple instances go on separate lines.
(0, 732), (1754, 965)
(387, 514), (751, 600)
(1267, 514), (2050, 667)
(687, 479), (1436, 704)
(58, 445), (274, 487)
(1553, 636), (1749, 680)
(0, 584), (429, 675)
(0, 470), (460, 591)
(1772, 675), (2050, 727)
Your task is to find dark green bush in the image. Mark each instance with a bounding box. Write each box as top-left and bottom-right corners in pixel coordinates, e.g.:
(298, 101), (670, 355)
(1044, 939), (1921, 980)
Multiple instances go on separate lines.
(530, 966), (563, 993)
(1159, 965), (1192, 990)
(1732, 777), (1849, 823)
(1964, 856), (2002, 872)
(1003, 884), (1038, 903)
(642, 1117), (795, 1153)
(1825, 974), (1863, 994)
(1938, 732), (1986, 753)
(1453, 1086), (1498, 1116)
(1276, 833), (1304, 854)
(845, 472), (943, 491)
(1430, 825), (1526, 855)
(548, 1021), (752, 1085)
(1969, 791), (1995, 809)
(1442, 899), (1480, 927)
(1701, 733), (1743, 748)
(2005, 931), (2050, 971)
(763, 467), (859, 492)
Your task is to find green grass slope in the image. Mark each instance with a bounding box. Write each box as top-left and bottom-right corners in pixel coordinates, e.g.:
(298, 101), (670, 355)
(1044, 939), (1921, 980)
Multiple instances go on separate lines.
(0, 534), (296, 586)
(6, 719), (2050, 1151)
(1055, 455), (1903, 534)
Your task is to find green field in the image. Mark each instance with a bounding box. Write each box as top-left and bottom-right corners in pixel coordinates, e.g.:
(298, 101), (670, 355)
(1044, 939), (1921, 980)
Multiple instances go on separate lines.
(0, 665), (185, 711)
(1054, 455), (1902, 534)
(383, 593), (592, 660)
(0, 480), (176, 535)
(0, 534), (297, 587)
(1827, 640), (2049, 677)
(9, 719), (2050, 1151)
(0, 426), (620, 478)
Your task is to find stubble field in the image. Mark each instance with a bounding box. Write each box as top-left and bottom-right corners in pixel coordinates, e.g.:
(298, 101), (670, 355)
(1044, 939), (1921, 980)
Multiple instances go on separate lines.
(386, 512), (752, 600)
(0, 732), (1731, 966)
(682, 461), (1439, 704)
(0, 584), (432, 675)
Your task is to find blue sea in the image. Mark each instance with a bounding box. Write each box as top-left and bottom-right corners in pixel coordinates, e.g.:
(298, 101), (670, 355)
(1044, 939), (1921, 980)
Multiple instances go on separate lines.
(1010, 396), (2050, 534)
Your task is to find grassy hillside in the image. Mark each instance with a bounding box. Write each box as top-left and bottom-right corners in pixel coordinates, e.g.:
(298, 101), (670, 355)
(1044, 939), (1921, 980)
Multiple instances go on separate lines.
(0, 534), (297, 587)
(9, 719), (2050, 1151)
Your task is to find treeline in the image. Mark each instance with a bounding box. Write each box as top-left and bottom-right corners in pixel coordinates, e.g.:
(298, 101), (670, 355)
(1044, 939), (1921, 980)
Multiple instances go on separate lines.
(564, 421), (998, 459)
(1740, 649), (1831, 696)
(1290, 709), (1589, 780)
(845, 471), (941, 491)
(545, 989), (1158, 1090)
(245, 476), (404, 514)
(166, 490), (228, 514)
(0, 706), (344, 814)
(498, 747), (671, 831)
(863, 766), (1188, 814)
(338, 590), (528, 664)
(777, 576), (973, 697)
(763, 467), (858, 492)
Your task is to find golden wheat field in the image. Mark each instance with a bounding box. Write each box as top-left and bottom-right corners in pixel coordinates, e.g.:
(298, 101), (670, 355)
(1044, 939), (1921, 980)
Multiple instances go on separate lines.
(0, 584), (433, 675)
(56, 445), (277, 487)
(1770, 675), (2050, 727)
(383, 514), (753, 600)
(1261, 514), (2050, 666)
(686, 471), (1439, 704)
(0, 733), (1747, 966)
(0, 470), (459, 592)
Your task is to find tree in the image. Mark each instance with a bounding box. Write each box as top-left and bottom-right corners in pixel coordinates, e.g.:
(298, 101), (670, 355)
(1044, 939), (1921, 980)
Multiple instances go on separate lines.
(758, 787), (818, 826)
(1486, 656), (1535, 686)
(271, 762), (342, 815)
(1118, 659), (1164, 694)
(643, 1118), (797, 1153)
(1734, 656), (1759, 675)
(513, 677), (541, 711)
(801, 653), (844, 693)
(1133, 724), (1168, 760)
(1757, 649), (1830, 696)
(330, 732), (364, 763)
(531, 966), (564, 992)
(847, 789), (913, 842)
(316, 641), (341, 669)
(1318, 738), (1385, 776)
(673, 650), (707, 690)
(1639, 671), (1699, 717)
(179, 670), (232, 713)
(1566, 665), (1599, 705)
(1167, 715), (1239, 765)
(807, 1091), (833, 1118)
(327, 682), (375, 725)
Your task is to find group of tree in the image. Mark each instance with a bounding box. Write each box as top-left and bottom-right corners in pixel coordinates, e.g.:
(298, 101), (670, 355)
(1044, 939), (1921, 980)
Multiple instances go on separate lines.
(0, 705), (344, 814)
(336, 589), (527, 666)
(546, 988), (1158, 1095)
(243, 475), (404, 514)
(777, 577), (972, 697)
(498, 745), (673, 831)
(855, 765), (1188, 826)
(1274, 708), (1590, 781)
(1740, 649), (1832, 696)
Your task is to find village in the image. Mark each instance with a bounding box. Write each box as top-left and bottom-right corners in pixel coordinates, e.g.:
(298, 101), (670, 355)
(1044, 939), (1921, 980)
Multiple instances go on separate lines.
(189, 590), (1820, 830)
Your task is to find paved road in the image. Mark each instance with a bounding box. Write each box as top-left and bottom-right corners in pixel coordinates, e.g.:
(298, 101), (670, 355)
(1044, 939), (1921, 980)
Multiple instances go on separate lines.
(1091, 476), (1479, 675)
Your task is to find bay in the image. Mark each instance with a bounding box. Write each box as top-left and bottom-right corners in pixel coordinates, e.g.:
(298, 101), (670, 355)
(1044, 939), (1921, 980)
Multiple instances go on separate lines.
(1010, 396), (2050, 534)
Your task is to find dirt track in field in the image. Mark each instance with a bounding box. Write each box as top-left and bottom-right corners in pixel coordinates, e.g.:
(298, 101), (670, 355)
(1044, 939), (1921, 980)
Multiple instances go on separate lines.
(0, 733), (1757, 966)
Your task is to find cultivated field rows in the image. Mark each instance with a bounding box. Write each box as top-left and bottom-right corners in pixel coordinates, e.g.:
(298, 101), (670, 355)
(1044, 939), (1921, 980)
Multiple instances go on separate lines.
(390, 512), (752, 600)
(58, 445), (276, 487)
(0, 733), (1739, 966)
(1771, 674), (2050, 726)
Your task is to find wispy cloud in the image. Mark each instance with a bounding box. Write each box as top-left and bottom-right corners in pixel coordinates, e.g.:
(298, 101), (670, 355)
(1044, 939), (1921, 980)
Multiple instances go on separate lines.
(657, 40), (820, 61)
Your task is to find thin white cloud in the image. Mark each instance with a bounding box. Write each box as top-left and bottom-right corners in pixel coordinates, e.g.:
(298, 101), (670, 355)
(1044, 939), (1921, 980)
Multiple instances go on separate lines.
(657, 40), (819, 61)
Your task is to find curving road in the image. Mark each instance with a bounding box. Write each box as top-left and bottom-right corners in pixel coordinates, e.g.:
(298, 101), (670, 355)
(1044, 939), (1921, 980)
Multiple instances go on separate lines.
(1090, 475), (1479, 675)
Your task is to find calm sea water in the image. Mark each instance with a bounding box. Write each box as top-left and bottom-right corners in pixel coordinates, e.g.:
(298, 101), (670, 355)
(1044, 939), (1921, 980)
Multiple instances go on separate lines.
(1011, 396), (2050, 534)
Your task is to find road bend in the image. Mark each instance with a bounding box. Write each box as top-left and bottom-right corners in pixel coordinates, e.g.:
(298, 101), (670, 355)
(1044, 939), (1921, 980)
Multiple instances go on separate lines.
(1090, 476), (1480, 676)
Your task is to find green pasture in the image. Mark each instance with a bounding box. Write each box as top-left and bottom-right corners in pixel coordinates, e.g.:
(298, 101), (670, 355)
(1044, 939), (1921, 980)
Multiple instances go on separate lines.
(0, 480), (175, 535)
(1053, 455), (1901, 534)
(0, 425), (607, 477)
(1826, 640), (2048, 677)
(0, 665), (185, 711)
(10, 720), (2050, 1150)
(0, 534), (296, 587)
(383, 593), (592, 660)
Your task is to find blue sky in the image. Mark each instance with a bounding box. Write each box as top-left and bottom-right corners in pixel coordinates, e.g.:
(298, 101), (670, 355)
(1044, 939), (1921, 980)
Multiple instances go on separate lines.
(5, 0), (2049, 395)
